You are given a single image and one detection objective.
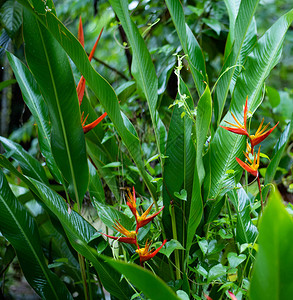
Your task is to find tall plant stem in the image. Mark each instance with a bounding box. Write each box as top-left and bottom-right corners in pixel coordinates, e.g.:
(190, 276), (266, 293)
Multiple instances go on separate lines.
(86, 259), (93, 300)
(76, 202), (89, 300)
(78, 253), (89, 300)
(257, 176), (264, 213)
(170, 204), (181, 280)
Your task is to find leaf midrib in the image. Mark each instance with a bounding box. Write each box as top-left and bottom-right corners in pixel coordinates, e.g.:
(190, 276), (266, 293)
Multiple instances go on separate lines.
(36, 20), (80, 202)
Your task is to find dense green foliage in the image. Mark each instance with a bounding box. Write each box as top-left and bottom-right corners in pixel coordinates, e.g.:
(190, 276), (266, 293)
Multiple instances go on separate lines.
(0, 0), (293, 299)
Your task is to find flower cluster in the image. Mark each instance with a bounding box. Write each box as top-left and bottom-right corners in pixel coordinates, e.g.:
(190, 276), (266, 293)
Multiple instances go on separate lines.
(102, 187), (166, 266)
(220, 96), (278, 178)
(77, 17), (107, 134)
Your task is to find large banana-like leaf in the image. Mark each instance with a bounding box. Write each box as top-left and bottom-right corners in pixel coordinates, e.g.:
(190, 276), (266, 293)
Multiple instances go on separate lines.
(230, 18), (257, 93)
(165, 0), (207, 96)
(228, 186), (257, 244)
(263, 118), (293, 200)
(0, 170), (72, 299)
(6, 52), (63, 183)
(223, 0), (241, 58)
(162, 81), (195, 242)
(250, 188), (293, 299)
(109, 0), (165, 157)
(0, 0), (22, 37)
(209, 9), (293, 202)
(23, 7), (88, 203)
(0, 137), (48, 184)
(102, 255), (180, 300)
(186, 164), (202, 253)
(18, 0), (156, 201)
(214, 0), (259, 124)
(28, 178), (131, 299)
(196, 85), (212, 184)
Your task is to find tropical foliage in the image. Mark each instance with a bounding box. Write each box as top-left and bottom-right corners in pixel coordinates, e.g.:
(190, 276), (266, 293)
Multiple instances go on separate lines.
(0, 0), (293, 299)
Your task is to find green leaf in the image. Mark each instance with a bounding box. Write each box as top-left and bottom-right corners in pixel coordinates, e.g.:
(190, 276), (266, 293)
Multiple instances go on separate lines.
(88, 160), (105, 203)
(0, 0), (22, 37)
(7, 52), (63, 183)
(223, 0), (241, 57)
(0, 137), (48, 184)
(0, 170), (72, 299)
(23, 7), (88, 203)
(162, 81), (196, 242)
(176, 290), (189, 300)
(186, 165), (203, 253)
(20, 3), (156, 201)
(227, 252), (246, 268)
(165, 0), (207, 96)
(102, 256), (180, 300)
(250, 186), (293, 299)
(94, 201), (133, 230)
(196, 85), (212, 184)
(263, 118), (293, 200)
(160, 239), (185, 258)
(202, 18), (221, 35)
(228, 186), (258, 244)
(208, 264), (227, 282)
(102, 162), (122, 168)
(198, 239), (208, 255)
(215, 0), (260, 124)
(86, 140), (120, 201)
(266, 86), (281, 108)
(115, 81), (136, 104)
(0, 78), (16, 91)
(109, 0), (162, 156)
(174, 189), (187, 201)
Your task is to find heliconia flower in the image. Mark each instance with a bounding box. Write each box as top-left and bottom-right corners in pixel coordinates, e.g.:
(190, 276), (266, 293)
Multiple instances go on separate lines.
(77, 17), (104, 105)
(246, 140), (252, 154)
(126, 187), (139, 218)
(81, 111), (107, 134)
(228, 291), (237, 300)
(78, 16), (84, 47)
(126, 187), (164, 231)
(136, 239), (167, 265)
(249, 119), (279, 150)
(204, 294), (213, 300)
(102, 220), (137, 245)
(220, 96), (249, 137)
(136, 204), (164, 229)
(236, 146), (261, 177)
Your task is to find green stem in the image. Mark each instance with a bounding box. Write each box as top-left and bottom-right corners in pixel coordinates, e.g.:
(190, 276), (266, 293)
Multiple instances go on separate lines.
(86, 259), (92, 300)
(257, 176), (264, 213)
(170, 204), (181, 280)
(78, 253), (89, 300)
(76, 202), (89, 300)
(226, 195), (237, 252)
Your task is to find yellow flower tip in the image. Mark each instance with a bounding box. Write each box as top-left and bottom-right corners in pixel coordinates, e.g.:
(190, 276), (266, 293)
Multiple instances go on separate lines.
(137, 203), (154, 222)
(127, 231), (137, 238)
(246, 141), (251, 154)
(135, 248), (146, 256)
(113, 220), (135, 237)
